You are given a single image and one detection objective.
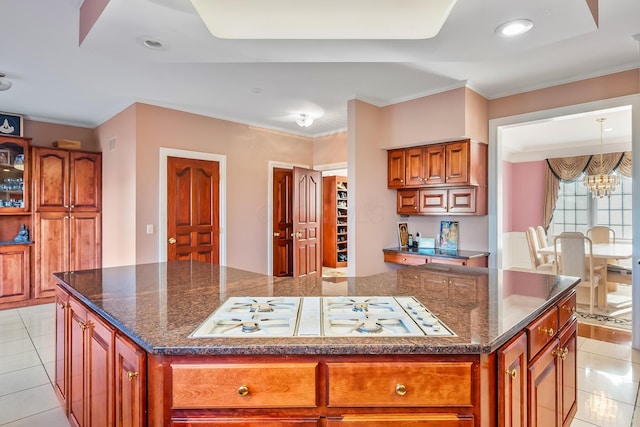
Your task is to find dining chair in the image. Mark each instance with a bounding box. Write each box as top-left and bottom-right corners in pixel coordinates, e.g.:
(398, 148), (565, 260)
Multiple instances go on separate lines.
(586, 226), (615, 244)
(553, 232), (601, 314)
(525, 227), (556, 275)
(535, 225), (552, 263)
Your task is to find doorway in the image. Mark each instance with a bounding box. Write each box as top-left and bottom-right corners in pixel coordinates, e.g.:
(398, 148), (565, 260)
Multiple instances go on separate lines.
(271, 166), (322, 278)
(159, 148), (226, 264)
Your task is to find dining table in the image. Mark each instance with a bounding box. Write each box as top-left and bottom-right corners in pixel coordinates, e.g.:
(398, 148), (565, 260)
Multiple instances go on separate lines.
(537, 241), (632, 308)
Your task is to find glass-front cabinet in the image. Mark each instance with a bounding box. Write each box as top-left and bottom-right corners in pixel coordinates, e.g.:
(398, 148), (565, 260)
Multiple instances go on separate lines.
(0, 136), (28, 214)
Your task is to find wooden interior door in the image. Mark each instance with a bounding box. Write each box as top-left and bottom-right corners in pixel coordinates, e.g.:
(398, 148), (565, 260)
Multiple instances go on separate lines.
(292, 167), (322, 277)
(272, 168), (293, 277)
(167, 157), (219, 263)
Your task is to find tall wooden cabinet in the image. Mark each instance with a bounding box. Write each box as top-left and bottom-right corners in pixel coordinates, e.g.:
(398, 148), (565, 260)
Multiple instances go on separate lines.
(33, 147), (102, 299)
(322, 176), (348, 268)
(0, 136), (32, 306)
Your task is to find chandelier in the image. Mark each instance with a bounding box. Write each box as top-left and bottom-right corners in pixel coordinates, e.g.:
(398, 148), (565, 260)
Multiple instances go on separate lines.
(583, 117), (620, 198)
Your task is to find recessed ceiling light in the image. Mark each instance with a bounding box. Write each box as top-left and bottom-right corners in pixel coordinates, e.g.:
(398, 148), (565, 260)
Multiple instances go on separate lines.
(0, 73), (12, 91)
(495, 19), (533, 37)
(136, 36), (167, 50)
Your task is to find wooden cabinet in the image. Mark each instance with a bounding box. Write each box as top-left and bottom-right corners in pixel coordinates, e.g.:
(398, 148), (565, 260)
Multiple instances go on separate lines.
(57, 285), (145, 427)
(388, 140), (487, 216)
(496, 291), (577, 427)
(387, 140), (486, 189)
(115, 334), (146, 427)
(68, 296), (115, 427)
(396, 182), (487, 216)
(33, 148), (101, 299)
(498, 332), (527, 427)
(0, 244), (31, 303)
(383, 250), (488, 267)
(322, 176), (348, 268)
(0, 136), (33, 308)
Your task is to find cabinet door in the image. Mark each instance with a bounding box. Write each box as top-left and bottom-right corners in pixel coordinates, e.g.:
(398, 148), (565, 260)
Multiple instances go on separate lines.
(528, 338), (560, 427)
(70, 152), (101, 212)
(424, 145), (445, 185)
(498, 332), (527, 427)
(86, 312), (114, 427)
(34, 212), (70, 298)
(68, 298), (88, 427)
(405, 147), (426, 187)
(70, 212), (101, 271)
(0, 245), (30, 303)
(115, 334), (146, 427)
(33, 147), (70, 211)
(418, 189), (448, 214)
(558, 319), (577, 427)
(54, 287), (69, 407)
(387, 149), (406, 188)
(445, 141), (469, 184)
(447, 188), (476, 214)
(397, 189), (419, 214)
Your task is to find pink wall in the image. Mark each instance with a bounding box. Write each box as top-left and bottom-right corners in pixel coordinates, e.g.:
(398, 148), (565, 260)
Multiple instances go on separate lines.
(507, 161), (546, 232)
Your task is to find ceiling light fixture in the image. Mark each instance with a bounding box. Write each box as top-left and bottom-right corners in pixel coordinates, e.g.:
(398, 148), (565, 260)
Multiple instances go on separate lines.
(495, 19), (534, 37)
(296, 114), (313, 128)
(583, 118), (620, 198)
(190, 0), (458, 39)
(0, 73), (12, 91)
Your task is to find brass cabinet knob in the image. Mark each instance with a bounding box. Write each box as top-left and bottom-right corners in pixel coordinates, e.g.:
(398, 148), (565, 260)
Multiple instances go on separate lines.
(505, 369), (517, 379)
(395, 384), (407, 396)
(538, 326), (554, 337)
(127, 371), (139, 381)
(562, 305), (576, 313)
(168, 237), (176, 244)
(560, 348), (569, 360)
(79, 322), (88, 331)
(238, 385), (249, 396)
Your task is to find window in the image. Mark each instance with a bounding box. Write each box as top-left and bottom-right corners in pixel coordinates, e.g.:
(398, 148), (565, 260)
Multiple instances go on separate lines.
(549, 172), (632, 240)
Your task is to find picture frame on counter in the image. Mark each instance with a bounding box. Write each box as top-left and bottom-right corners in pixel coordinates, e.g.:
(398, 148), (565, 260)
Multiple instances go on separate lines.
(0, 149), (11, 165)
(0, 112), (23, 137)
(397, 222), (409, 247)
(439, 220), (459, 250)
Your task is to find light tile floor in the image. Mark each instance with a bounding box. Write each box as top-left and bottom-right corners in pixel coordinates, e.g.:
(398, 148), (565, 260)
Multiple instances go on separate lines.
(0, 303), (639, 426)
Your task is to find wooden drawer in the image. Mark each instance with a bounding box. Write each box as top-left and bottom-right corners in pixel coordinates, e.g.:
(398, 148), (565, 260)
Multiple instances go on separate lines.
(557, 291), (577, 330)
(172, 419), (321, 426)
(326, 414), (474, 426)
(326, 362), (473, 407)
(384, 252), (427, 266)
(171, 363), (318, 409)
(526, 307), (558, 361)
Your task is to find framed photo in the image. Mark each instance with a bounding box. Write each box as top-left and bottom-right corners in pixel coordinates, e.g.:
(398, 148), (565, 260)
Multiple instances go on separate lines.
(0, 112), (23, 137)
(397, 222), (409, 247)
(439, 220), (459, 250)
(0, 149), (10, 165)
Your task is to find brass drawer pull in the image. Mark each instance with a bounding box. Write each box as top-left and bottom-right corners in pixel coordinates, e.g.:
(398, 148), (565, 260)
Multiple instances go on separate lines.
(395, 384), (407, 396)
(505, 369), (517, 379)
(127, 371), (139, 381)
(238, 385), (249, 396)
(560, 348), (569, 360)
(538, 326), (554, 337)
(562, 305), (576, 313)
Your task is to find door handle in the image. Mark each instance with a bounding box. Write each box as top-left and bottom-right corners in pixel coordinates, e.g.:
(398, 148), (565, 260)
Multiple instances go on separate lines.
(168, 237), (176, 244)
(290, 232), (302, 238)
(274, 232), (280, 237)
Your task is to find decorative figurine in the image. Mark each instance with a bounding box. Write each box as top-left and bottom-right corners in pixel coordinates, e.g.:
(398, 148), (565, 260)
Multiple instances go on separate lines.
(14, 224), (29, 243)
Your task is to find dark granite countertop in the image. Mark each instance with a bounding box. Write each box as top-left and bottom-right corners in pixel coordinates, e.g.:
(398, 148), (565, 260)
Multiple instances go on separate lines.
(383, 247), (490, 260)
(53, 261), (578, 357)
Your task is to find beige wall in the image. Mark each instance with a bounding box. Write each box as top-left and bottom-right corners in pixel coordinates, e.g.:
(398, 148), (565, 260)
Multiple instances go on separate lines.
(127, 103), (314, 273)
(313, 131), (347, 167)
(23, 120), (97, 150)
(95, 105), (137, 268)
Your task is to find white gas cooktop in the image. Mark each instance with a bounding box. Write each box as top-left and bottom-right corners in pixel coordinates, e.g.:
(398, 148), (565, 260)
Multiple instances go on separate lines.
(189, 296), (456, 338)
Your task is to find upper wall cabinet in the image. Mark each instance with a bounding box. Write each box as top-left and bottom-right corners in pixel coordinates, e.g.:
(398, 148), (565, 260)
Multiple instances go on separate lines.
(388, 139), (488, 216)
(387, 139), (487, 189)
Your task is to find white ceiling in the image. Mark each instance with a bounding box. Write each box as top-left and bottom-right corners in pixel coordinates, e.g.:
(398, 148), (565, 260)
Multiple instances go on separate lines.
(1, 0), (639, 155)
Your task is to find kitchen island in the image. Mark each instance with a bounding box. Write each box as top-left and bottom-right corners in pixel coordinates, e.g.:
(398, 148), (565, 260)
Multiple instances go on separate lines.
(53, 261), (579, 426)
